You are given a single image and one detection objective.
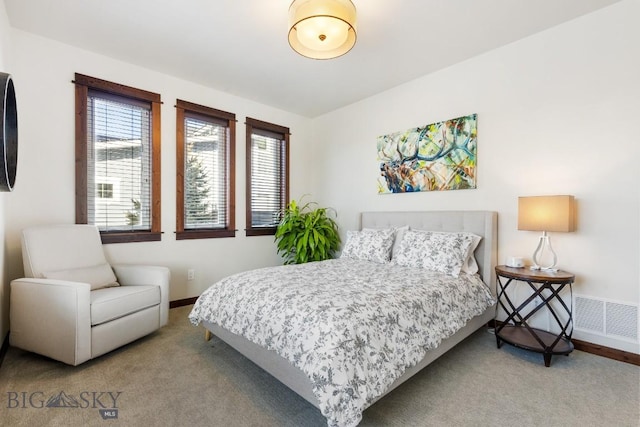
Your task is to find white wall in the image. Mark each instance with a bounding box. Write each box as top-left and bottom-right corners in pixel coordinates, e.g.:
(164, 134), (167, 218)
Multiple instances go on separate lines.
(0, 0), (12, 345)
(311, 1), (640, 353)
(3, 1), (638, 354)
(5, 30), (315, 302)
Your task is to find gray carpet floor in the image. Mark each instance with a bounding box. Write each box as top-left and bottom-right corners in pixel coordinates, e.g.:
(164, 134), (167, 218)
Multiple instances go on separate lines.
(0, 305), (638, 427)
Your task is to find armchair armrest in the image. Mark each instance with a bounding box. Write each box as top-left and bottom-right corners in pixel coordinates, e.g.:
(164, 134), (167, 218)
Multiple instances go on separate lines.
(111, 264), (170, 326)
(10, 278), (92, 366)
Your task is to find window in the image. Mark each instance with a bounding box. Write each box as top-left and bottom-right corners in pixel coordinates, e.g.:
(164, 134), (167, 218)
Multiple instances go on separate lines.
(176, 99), (236, 239)
(96, 182), (114, 199)
(74, 73), (162, 243)
(245, 117), (289, 236)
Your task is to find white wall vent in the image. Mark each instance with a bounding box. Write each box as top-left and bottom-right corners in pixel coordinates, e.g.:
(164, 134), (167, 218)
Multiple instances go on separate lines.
(574, 295), (638, 342)
(575, 296), (604, 333)
(605, 302), (638, 339)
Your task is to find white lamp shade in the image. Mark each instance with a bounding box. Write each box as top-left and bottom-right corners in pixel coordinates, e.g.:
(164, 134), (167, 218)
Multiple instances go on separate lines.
(518, 195), (576, 232)
(288, 0), (357, 60)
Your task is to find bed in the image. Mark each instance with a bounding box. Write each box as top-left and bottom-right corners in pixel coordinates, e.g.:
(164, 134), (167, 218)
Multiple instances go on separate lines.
(189, 210), (498, 427)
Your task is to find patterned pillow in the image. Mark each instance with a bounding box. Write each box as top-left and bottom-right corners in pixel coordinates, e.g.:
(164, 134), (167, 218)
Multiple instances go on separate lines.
(363, 225), (409, 260)
(391, 225), (410, 260)
(393, 230), (474, 277)
(340, 228), (395, 264)
(460, 234), (482, 274)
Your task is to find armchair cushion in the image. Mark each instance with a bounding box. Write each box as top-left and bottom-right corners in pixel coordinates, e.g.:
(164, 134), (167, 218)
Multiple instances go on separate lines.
(90, 285), (160, 326)
(43, 263), (119, 291)
(21, 224), (109, 278)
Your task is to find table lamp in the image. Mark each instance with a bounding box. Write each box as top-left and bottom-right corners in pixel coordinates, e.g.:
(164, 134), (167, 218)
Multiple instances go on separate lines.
(518, 195), (575, 271)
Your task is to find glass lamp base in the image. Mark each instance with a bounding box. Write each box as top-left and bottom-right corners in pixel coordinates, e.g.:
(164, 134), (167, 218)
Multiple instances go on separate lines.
(531, 232), (558, 271)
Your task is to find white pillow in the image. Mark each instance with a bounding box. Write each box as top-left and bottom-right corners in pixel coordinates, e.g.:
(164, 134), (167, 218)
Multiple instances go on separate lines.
(43, 263), (119, 291)
(393, 230), (475, 277)
(340, 228), (395, 264)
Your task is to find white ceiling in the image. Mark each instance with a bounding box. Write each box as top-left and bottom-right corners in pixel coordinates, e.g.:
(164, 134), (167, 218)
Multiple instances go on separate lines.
(4, 0), (621, 117)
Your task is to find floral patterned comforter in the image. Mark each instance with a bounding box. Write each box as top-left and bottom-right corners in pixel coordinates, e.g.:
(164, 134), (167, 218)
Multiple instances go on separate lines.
(189, 258), (495, 427)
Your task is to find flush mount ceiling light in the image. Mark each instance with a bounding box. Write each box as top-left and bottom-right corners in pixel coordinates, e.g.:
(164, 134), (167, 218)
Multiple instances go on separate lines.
(288, 0), (357, 60)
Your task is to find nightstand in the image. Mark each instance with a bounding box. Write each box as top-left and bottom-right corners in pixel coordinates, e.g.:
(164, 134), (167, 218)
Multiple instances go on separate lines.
(495, 265), (575, 367)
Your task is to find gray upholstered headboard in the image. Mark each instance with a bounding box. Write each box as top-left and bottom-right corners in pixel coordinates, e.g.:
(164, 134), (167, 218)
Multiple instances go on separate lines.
(360, 211), (498, 291)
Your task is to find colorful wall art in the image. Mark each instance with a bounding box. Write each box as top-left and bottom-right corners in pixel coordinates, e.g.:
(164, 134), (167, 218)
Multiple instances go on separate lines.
(377, 113), (477, 194)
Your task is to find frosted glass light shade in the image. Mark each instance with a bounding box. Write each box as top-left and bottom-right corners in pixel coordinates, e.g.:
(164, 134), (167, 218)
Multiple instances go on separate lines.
(518, 195), (576, 232)
(288, 0), (357, 60)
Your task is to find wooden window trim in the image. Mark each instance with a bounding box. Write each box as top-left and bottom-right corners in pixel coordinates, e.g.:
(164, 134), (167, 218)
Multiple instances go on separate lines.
(245, 117), (290, 237)
(176, 99), (236, 240)
(74, 73), (162, 244)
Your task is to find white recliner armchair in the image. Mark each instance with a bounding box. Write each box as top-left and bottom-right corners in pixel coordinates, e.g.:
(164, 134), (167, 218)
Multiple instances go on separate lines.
(10, 224), (170, 366)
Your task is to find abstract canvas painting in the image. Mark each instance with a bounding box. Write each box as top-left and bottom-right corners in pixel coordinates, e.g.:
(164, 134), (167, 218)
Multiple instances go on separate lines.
(377, 113), (477, 194)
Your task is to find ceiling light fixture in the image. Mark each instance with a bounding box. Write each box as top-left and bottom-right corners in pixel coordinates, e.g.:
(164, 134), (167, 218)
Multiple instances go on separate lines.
(288, 0), (357, 60)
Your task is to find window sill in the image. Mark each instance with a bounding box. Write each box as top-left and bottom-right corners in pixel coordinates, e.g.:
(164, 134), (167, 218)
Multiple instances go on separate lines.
(245, 227), (277, 237)
(100, 231), (162, 244)
(176, 229), (236, 240)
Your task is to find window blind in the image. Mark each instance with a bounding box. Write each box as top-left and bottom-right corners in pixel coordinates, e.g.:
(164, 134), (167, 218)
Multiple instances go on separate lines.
(184, 115), (228, 229)
(250, 130), (286, 228)
(87, 91), (152, 232)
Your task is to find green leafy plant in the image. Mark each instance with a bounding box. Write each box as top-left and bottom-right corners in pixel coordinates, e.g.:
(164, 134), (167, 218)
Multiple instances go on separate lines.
(185, 155), (214, 224)
(125, 199), (141, 226)
(275, 198), (341, 264)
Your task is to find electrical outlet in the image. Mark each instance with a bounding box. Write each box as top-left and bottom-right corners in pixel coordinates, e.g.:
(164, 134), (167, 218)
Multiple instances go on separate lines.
(187, 269), (195, 281)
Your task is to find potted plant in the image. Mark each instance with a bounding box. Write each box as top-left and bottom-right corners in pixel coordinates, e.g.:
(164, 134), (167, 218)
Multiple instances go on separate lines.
(275, 198), (341, 264)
